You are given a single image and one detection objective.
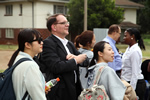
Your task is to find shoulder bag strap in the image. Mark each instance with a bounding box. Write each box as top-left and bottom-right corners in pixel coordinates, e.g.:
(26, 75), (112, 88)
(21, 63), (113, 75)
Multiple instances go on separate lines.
(93, 66), (105, 85)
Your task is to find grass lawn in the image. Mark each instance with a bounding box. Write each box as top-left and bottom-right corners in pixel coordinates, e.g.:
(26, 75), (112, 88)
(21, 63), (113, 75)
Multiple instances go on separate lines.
(0, 45), (18, 50)
(0, 38), (150, 72)
(116, 38), (150, 61)
(0, 69), (4, 73)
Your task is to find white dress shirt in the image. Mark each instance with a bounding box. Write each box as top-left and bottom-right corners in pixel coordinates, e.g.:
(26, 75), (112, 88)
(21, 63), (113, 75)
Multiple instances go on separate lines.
(121, 43), (144, 90)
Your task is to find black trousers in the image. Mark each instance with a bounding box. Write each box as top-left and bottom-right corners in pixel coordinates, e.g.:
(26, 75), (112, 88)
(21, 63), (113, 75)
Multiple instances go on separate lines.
(116, 70), (121, 78)
(128, 79), (146, 100)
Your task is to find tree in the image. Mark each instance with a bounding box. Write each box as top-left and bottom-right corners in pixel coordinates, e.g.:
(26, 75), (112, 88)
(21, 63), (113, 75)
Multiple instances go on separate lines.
(67, 0), (124, 36)
(67, 0), (84, 35)
(130, 0), (146, 2)
(137, 0), (150, 34)
(130, 0), (150, 34)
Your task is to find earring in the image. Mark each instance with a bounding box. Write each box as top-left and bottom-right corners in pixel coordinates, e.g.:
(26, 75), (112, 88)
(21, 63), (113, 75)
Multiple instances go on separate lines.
(131, 38), (133, 40)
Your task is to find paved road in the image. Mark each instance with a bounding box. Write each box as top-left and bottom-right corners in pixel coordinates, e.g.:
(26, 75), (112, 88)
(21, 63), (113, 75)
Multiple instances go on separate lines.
(0, 50), (14, 70)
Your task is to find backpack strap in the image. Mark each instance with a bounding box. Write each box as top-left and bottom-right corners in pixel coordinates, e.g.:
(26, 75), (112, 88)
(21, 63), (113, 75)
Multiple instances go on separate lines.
(93, 66), (105, 85)
(11, 58), (31, 71)
(22, 91), (28, 100)
(22, 91), (30, 100)
(12, 58), (31, 100)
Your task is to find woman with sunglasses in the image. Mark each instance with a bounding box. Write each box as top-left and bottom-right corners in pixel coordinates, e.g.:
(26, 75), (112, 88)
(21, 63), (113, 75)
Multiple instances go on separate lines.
(8, 29), (48, 100)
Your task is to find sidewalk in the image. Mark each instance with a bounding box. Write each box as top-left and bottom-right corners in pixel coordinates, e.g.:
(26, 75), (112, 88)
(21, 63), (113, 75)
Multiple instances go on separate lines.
(0, 50), (14, 70)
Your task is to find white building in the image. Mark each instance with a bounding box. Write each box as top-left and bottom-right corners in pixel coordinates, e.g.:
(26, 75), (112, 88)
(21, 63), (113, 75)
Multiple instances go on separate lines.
(0, 0), (69, 44)
(0, 0), (144, 44)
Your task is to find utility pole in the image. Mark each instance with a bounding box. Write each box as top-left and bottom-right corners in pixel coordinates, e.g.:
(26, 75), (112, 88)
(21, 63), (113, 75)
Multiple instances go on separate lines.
(84, 0), (87, 31)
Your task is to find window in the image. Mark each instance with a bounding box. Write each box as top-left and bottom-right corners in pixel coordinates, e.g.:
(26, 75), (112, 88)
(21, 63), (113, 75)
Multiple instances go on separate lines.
(5, 29), (14, 38)
(19, 4), (22, 16)
(54, 5), (67, 15)
(5, 5), (13, 16)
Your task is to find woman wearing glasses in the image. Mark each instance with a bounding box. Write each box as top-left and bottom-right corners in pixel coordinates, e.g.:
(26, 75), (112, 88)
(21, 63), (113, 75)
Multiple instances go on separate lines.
(8, 29), (48, 100)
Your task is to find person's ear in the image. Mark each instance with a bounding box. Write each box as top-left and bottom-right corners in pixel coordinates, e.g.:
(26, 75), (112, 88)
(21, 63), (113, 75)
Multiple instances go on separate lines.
(98, 51), (103, 57)
(51, 24), (56, 31)
(25, 42), (31, 49)
(132, 34), (135, 39)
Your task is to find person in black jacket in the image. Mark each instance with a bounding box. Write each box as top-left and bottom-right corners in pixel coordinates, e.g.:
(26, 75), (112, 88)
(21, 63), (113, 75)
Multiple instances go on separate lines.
(40, 13), (89, 100)
(141, 59), (150, 100)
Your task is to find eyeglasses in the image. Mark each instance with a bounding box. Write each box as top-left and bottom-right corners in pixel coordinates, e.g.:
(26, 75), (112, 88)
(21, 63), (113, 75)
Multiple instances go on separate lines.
(55, 21), (69, 25)
(28, 38), (43, 44)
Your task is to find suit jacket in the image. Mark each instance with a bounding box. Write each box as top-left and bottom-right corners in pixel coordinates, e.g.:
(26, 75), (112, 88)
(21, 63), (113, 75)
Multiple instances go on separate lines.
(41, 34), (88, 100)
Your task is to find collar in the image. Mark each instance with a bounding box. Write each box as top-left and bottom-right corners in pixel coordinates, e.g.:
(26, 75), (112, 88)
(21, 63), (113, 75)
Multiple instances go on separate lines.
(88, 62), (108, 70)
(106, 36), (116, 44)
(53, 35), (68, 45)
(19, 51), (33, 60)
(96, 62), (108, 67)
(127, 43), (138, 51)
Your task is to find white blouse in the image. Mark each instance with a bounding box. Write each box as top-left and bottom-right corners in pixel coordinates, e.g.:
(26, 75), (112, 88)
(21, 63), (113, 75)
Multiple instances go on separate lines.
(12, 52), (46, 100)
(121, 43), (144, 90)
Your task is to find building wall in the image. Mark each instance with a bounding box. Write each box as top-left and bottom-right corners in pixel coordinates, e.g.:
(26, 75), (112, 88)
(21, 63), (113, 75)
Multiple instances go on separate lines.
(0, 28), (50, 44)
(0, 0), (139, 44)
(34, 2), (53, 28)
(0, 28), (19, 44)
(94, 28), (108, 43)
(123, 8), (137, 24)
(0, 2), (33, 28)
(0, 1), (54, 44)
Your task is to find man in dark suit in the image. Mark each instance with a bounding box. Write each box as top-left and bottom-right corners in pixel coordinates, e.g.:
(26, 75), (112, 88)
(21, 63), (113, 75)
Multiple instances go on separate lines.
(41, 14), (88, 100)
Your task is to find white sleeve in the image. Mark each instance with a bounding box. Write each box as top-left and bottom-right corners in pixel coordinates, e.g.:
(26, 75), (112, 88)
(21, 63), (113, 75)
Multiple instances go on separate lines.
(130, 51), (141, 90)
(99, 68), (126, 100)
(24, 63), (46, 100)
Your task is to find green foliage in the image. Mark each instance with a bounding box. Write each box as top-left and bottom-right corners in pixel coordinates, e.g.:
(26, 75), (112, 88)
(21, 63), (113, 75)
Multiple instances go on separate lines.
(0, 70), (4, 73)
(88, 0), (124, 30)
(116, 38), (150, 61)
(137, 0), (150, 34)
(130, 0), (150, 34)
(142, 34), (150, 39)
(130, 0), (146, 2)
(67, 0), (124, 35)
(67, 0), (84, 34)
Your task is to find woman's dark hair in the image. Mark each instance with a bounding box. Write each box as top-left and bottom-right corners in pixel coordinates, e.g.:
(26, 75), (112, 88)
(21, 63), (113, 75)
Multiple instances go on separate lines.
(8, 28), (42, 67)
(75, 30), (94, 48)
(74, 35), (80, 49)
(47, 13), (65, 32)
(89, 41), (109, 67)
(126, 28), (145, 50)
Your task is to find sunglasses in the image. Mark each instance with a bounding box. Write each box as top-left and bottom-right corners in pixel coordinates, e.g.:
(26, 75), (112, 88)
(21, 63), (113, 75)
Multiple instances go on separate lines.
(28, 38), (43, 44)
